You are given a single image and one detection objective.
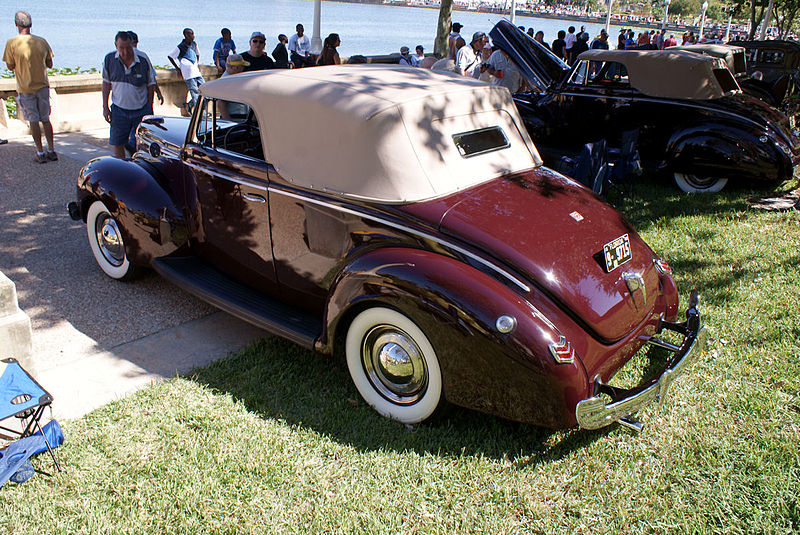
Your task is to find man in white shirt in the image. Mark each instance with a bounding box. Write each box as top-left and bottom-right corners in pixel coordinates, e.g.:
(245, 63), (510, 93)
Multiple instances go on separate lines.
(411, 45), (425, 67)
(168, 28), (204, 113)
(564, 26), (576, 62)
(456, 31), (487, 79)
(288, 24), (311, 68)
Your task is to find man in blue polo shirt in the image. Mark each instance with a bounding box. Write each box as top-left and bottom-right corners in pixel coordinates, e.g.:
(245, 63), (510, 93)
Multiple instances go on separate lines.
(102, 31), (155, 158)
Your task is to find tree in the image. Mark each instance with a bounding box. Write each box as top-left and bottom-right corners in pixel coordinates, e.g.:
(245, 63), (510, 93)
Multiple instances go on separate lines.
(435, 0), (453, 59)
(772, 0), (800, 36)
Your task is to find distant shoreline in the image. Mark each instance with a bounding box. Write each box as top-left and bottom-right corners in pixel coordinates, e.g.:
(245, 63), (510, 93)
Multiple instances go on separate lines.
(328, 0), (735, 35)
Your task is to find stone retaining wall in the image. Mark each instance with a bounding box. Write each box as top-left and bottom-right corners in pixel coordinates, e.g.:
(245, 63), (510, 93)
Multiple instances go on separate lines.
(0, 271), (34, 374)
(0, 55), (406, 135)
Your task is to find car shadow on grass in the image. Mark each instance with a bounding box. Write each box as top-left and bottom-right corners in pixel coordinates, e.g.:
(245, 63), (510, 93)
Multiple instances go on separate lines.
(191, 335), (612, 463)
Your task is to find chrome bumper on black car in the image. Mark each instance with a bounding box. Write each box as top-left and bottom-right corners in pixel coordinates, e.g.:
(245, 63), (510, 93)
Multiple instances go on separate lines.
(575, 291), (707, 431)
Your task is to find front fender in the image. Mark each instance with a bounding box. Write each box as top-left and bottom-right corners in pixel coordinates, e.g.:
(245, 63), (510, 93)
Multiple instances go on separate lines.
(664, 126), (786, 182)
(319, 247), (590, 428)
(78, 155), (190, 266)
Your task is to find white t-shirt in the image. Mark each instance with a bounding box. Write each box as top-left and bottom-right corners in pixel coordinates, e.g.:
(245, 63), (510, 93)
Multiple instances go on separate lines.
(288, 33), (311, 56)
(564, 32), (577, 50)
(456, 45), (480, 79)
(168, 47), (202, 80)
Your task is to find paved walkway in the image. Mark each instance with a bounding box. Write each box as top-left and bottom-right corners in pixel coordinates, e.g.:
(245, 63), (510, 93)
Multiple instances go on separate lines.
(0, 127), (265, 420)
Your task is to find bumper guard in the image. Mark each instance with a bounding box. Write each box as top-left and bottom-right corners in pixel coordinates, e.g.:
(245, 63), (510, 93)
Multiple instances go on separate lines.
(575, 290), (707, 430)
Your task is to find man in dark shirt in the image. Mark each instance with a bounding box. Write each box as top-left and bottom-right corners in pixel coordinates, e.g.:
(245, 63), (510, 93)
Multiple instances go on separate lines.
(272, 34), (289, 69)
(241, 31), (274, 71)
(551, 30), (566, 61)
(591, 30), (609, 50)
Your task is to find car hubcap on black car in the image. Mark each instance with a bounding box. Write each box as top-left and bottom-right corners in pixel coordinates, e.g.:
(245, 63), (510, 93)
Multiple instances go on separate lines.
(362, 325), (428, 405)
(95, 214), (125, 267)
(684, 175), (718, 189)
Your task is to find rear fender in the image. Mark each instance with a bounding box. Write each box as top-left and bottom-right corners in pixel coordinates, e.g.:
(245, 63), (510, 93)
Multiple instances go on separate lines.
(319, 247), (590, 428)
(78, 156), (190, 266)
(664, 127), (783, 181)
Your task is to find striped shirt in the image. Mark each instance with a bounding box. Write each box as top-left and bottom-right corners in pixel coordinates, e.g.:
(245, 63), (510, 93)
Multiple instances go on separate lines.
(102, 50), (155, 110)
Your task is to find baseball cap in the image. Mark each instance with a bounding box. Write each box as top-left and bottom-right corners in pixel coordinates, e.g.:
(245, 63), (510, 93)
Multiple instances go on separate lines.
(471, 31), (486, 44)
(250, 31), (266, 40)
(453, 22), (463, 31)
(226, 53), (250, 66)
(400, 46), (409, 53)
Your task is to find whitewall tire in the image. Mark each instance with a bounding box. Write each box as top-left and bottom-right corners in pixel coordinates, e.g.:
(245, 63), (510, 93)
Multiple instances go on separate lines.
(345, 307), (443, 424)
(673, 172), (728, 193)
(86, 200), (137, 280)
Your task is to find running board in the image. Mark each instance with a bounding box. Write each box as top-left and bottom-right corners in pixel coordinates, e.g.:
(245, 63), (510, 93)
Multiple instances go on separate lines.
(152, 256), (321, 349)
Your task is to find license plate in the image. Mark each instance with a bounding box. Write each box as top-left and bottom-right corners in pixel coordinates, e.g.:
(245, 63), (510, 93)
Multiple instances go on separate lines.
(603, 234), (632, 272)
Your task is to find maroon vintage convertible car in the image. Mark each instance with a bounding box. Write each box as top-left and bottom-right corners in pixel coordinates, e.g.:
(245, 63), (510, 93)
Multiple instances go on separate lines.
(68, 66), (706, 430)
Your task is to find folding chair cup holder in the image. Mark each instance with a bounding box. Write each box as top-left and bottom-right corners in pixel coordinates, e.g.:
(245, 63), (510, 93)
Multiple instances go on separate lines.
(0, 358), (63, 483)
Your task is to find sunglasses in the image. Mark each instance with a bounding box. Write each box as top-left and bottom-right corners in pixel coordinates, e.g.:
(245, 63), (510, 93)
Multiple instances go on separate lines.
(252, 39), (265, 44)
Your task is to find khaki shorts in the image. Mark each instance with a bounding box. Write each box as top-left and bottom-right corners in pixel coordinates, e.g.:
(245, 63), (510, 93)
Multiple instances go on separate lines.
(17, 86), (51, 123)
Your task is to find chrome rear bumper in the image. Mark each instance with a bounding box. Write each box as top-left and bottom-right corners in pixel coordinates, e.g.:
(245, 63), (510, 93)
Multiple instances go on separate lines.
(575, 291), (707, 430)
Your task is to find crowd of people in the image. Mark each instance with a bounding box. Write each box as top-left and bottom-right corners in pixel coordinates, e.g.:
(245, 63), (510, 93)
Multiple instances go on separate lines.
(0, 11), (751, 162)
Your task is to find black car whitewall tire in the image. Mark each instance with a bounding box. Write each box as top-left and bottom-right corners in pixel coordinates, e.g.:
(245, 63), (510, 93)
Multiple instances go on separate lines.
(346, 307), (443, 424)
(86, 200), (137, 280)
(673, 172), (728, 193)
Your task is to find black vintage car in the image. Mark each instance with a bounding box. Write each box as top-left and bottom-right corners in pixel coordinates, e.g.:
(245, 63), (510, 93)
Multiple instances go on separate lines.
(491, 21), (800, 193)
(729, 39), (800, 114)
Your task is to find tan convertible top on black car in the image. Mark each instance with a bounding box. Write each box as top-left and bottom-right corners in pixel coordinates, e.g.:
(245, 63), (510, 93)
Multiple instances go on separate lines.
(575, 49), (741, 100)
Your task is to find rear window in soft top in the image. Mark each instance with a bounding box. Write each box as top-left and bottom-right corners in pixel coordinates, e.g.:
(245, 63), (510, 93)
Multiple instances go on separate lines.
(452, 126), (510, 158)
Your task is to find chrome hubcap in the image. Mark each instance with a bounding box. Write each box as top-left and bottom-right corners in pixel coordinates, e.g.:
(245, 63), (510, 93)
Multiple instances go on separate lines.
(684, 175), (718, 189)
(362, 325), (427, 405)
(95, 214), (125, 267)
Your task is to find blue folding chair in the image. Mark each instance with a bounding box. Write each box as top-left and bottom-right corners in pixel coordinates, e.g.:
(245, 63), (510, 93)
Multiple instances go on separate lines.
(0, 358), (63, 485)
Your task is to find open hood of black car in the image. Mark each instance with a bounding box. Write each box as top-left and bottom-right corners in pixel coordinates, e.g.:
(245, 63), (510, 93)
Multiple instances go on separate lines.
(490, 20), (572, 90)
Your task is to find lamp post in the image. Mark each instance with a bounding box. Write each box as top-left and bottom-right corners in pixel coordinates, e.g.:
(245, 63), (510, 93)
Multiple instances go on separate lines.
(699, 0), (708, 41)
(605, 0), (613, 35)
(510, 0), (517, 24)
(311, 0), (322, 55)
(662, 0), (671, 30)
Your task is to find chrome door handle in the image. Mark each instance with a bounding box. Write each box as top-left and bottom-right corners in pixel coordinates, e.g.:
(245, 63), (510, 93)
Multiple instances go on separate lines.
(242, 193), (266, 203)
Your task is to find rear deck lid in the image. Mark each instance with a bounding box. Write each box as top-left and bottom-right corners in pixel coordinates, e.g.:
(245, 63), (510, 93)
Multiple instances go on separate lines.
(435, 169), (661, 343)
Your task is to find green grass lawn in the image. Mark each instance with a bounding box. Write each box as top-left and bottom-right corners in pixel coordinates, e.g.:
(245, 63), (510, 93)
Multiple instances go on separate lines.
(2, 181), (799, 534)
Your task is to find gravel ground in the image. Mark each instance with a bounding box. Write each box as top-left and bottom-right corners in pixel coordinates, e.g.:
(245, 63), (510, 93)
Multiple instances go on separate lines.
(0, 136), (216, 369)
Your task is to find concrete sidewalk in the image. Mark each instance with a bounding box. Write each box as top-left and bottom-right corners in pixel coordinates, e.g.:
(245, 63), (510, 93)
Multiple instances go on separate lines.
(0, 126), (265, 421)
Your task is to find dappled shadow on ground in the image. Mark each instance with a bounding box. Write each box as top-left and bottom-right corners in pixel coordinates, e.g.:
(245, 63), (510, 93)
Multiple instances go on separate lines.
(0, 141), (215, 356)
(193, 336), (611, 463)
(604, 175), (800, 306)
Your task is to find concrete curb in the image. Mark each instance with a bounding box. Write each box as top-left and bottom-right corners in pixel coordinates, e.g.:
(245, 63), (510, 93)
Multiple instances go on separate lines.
(0, 271), (34, 373)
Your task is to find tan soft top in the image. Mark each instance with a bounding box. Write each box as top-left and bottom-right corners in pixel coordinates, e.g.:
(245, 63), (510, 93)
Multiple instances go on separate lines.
(668, 43), (746, 73)
(200, 65), (541, 203)
(575, 49), (739, 99)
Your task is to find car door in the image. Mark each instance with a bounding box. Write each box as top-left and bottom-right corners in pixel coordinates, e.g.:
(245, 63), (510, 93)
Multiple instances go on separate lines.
(267, 174), (362, 313)
(575, 59), (636, 148)
(183, 97), (277, 293)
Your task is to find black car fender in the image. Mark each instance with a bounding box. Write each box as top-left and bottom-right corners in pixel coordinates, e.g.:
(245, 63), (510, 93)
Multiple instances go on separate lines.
(318, 246), (590, 428)
(78, 156), (190, 266)
(663, 125), (783, 181)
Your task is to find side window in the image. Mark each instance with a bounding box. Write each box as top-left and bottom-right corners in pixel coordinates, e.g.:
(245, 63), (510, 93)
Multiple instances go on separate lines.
(196, 98), (264, 161)
(587, 61), (630, 87)
(567, 61), (589, 86)
(758, 50), (785, 65)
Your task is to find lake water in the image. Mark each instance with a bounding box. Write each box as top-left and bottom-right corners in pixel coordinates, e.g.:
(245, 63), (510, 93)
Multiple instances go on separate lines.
(0, 0), (625, 71)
